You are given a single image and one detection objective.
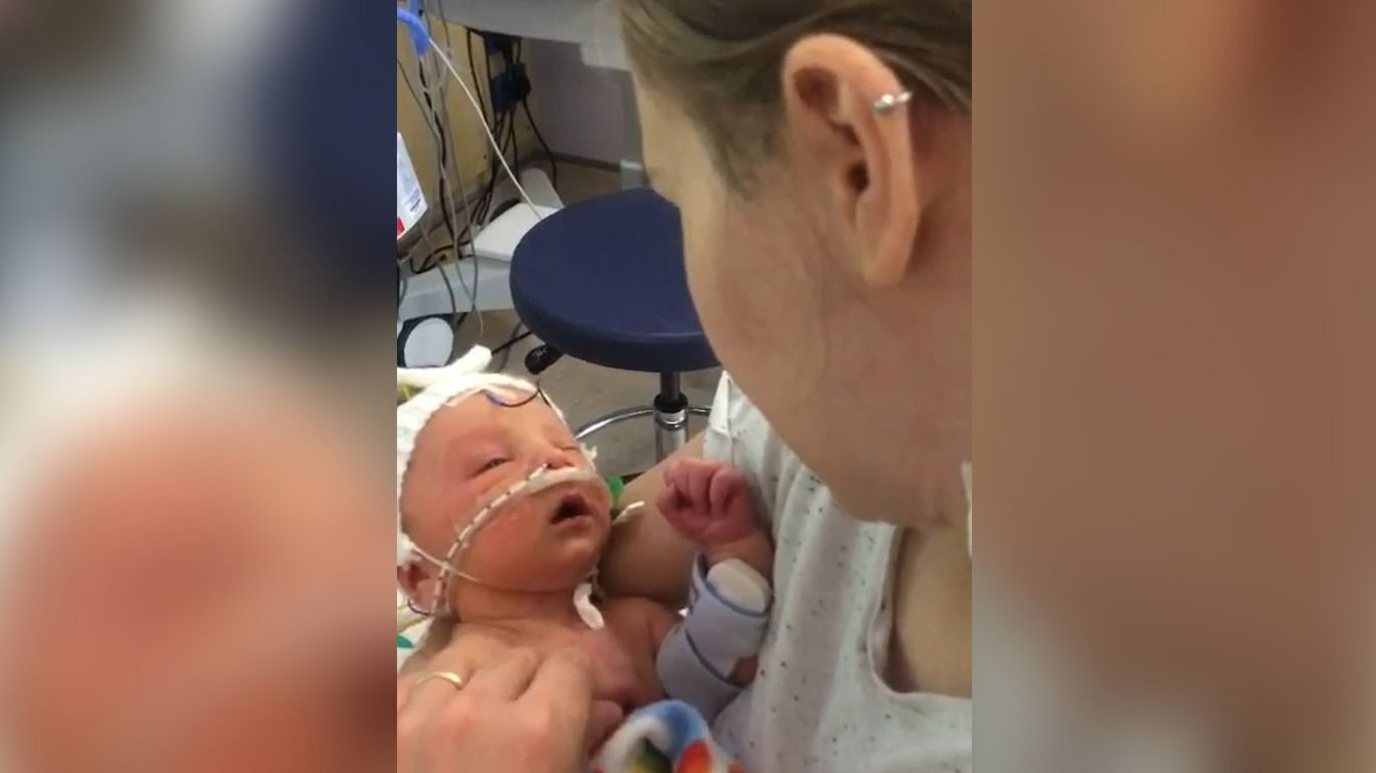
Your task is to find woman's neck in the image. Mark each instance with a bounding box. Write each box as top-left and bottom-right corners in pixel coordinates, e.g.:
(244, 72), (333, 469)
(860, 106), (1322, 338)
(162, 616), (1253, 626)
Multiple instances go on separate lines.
(889, 523), (972, 697)
(453, 582), (586, 631)
(1231, 702), (1376, 773)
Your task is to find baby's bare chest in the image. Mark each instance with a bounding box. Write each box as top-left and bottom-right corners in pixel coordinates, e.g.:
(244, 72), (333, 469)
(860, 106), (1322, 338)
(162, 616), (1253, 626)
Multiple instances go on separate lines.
(462, 618), (662, 712)
(535, 624), (663, 711)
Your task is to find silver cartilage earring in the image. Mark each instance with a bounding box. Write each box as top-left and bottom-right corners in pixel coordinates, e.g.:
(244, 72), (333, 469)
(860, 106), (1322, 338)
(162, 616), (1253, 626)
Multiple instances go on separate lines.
(873, 91), (913, 114)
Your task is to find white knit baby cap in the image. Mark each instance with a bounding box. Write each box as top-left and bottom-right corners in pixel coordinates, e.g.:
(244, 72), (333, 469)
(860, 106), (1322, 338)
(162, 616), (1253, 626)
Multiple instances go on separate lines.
(397, 346), (543, 566)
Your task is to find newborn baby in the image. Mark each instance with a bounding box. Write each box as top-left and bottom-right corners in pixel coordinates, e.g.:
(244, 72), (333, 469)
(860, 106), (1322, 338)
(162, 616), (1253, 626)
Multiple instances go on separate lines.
(396, 352), (773, 733)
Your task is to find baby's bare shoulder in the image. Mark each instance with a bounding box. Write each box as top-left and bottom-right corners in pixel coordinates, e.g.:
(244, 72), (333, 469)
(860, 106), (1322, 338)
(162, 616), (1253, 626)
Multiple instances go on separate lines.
(399, 620), (514, 677)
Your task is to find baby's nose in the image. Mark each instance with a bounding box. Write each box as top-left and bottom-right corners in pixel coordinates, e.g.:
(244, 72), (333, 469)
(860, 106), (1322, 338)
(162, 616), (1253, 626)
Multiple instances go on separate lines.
(538, 444), (578, 470)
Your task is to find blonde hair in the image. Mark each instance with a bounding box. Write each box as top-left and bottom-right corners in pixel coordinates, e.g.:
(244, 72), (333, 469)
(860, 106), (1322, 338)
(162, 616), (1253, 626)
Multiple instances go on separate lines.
(617, 0), (971, 188)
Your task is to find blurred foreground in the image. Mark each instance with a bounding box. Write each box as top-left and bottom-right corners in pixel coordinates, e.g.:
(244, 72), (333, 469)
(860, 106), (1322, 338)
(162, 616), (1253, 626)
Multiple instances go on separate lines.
(1, 1), (395, 770)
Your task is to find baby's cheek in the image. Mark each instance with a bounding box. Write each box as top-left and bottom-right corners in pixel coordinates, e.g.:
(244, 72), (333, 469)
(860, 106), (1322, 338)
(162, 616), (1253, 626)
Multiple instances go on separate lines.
(460, 510), (541, 575)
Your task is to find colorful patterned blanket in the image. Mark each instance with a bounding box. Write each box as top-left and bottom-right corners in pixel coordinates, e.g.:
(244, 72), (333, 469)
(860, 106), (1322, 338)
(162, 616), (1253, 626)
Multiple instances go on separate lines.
(593, 700), (743, 773)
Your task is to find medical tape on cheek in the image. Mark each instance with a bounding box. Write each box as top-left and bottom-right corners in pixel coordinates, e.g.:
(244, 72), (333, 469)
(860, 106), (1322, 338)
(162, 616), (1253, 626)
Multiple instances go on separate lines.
(450, 465), (553, 563)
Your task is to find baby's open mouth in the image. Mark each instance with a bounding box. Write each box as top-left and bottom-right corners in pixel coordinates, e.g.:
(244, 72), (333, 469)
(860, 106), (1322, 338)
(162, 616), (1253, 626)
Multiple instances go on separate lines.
(549, 492), (594, 525)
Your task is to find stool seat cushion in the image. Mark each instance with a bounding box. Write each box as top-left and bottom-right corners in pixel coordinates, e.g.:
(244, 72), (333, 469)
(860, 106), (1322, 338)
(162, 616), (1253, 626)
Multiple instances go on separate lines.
(511, 189), (718, 374)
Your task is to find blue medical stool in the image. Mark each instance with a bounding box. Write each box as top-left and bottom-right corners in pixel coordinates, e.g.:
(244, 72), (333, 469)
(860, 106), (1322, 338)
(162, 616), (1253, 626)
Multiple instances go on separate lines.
(511, 189), (717, 461)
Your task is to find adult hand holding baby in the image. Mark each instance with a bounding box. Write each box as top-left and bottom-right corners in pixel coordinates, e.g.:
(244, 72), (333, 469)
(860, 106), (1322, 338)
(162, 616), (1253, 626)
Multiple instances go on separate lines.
(398, 646), (625, 773)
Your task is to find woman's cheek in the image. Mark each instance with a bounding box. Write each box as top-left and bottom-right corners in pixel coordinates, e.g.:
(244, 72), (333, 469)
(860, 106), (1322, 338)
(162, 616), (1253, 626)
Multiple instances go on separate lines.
(680, 205), (728, 340)
(682, 198), (757, 357)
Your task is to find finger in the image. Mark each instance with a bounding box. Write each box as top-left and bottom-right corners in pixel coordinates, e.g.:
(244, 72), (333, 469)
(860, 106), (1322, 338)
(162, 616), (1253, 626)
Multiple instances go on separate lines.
(683, 460), (716, 508)
(586, 700), (626, 753)
(708, 467), (748, 514)
(656, 480), (686, 517)
(399, 641), (486, 716)
(463, 647), (541, 703)
(662, 460), (686, 490)
(667, 458), (701, 493)
(658, 492), (710, 539)
(400, 673), (469, 718)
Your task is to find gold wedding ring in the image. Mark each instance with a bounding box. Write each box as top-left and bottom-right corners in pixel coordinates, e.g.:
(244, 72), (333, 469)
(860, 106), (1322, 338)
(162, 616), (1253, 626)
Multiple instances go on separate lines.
(414, 671), (467, 692)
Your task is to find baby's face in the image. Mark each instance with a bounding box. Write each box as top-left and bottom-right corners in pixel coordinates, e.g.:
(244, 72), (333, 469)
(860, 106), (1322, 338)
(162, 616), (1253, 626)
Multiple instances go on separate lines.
(400, 391), (613, 607)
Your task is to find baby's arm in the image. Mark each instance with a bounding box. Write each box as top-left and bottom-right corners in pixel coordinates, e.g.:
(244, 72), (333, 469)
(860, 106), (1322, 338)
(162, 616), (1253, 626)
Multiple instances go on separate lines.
(600, 435), (705, 608)
(652, 459), (774, 720)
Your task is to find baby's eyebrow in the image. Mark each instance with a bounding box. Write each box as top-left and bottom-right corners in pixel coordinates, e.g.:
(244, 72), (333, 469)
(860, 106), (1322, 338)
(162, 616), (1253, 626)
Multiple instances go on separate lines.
(441, 427), (503, 466)
(544, 429), (578, 446)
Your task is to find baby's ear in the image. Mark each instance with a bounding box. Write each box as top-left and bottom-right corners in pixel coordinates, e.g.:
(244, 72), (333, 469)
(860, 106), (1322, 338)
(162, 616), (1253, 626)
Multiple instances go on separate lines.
(397, 563), (439, 612)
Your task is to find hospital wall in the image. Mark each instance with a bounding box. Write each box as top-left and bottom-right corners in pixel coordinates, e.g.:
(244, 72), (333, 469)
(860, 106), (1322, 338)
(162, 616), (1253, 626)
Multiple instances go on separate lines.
(522, 40), (633, 167)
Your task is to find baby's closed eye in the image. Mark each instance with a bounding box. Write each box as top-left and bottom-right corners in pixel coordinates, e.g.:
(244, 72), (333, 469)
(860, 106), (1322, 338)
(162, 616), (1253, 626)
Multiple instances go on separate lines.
(475, 457), (510, 475)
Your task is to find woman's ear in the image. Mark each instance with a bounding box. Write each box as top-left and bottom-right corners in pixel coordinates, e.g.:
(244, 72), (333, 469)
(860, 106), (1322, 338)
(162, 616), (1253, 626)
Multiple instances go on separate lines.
(780, 35), (919, 287)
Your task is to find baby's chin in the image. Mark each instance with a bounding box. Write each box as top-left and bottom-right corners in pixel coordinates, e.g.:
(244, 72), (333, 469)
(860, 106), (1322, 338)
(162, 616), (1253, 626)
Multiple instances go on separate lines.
(551, 526), (608, 565)
(525, 529), (606, 583)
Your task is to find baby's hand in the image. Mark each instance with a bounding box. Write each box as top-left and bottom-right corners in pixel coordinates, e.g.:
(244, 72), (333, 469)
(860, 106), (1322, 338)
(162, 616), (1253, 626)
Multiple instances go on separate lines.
(657, 459), (760, 551)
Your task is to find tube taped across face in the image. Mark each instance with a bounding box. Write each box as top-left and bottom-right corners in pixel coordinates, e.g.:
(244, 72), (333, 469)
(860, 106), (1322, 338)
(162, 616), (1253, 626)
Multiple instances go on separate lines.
(412, 465), (604, 581)
(411, 464), (609, 627)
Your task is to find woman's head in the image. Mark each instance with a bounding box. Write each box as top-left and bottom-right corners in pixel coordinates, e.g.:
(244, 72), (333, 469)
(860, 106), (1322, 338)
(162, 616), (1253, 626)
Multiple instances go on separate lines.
(620, 0), (971, 529)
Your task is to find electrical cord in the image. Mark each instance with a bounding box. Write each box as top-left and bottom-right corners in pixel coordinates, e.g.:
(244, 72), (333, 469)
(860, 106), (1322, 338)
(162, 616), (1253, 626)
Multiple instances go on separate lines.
(470, 105), (507, 226)
(403, 7), (488, 341)
(423, 32), (543, 220)
(397, 59), (439, 146)
(504, 39), (558, 189)
(521, 97), (558, 189)
(399, 61), (475, 287)
(430, 0), (459, 97)
(466, 29), (491, 127)
(415, 53), (464, 268)
(398, 58), (481, 252)
(418, 228), (463, 329)
(423, 58), (484, 341)
(400, 15), (568, 355)
(399, 55), (495, 253)
(397, 9), (539, 217)
(459, 34), (552, 231)
(493, 324), (534, 372)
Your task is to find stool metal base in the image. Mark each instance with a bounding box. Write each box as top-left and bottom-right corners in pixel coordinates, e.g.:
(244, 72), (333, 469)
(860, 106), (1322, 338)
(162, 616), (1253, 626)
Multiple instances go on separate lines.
(577, 405), (711, 462)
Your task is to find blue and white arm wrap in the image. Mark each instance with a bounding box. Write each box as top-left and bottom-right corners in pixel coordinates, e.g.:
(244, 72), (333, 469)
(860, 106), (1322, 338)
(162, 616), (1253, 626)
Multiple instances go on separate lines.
(656, 555), (772, 721)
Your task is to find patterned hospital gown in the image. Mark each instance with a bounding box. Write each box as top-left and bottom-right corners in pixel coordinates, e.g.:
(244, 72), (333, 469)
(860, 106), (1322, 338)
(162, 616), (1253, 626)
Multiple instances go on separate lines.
(704, 374), (972, 773)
